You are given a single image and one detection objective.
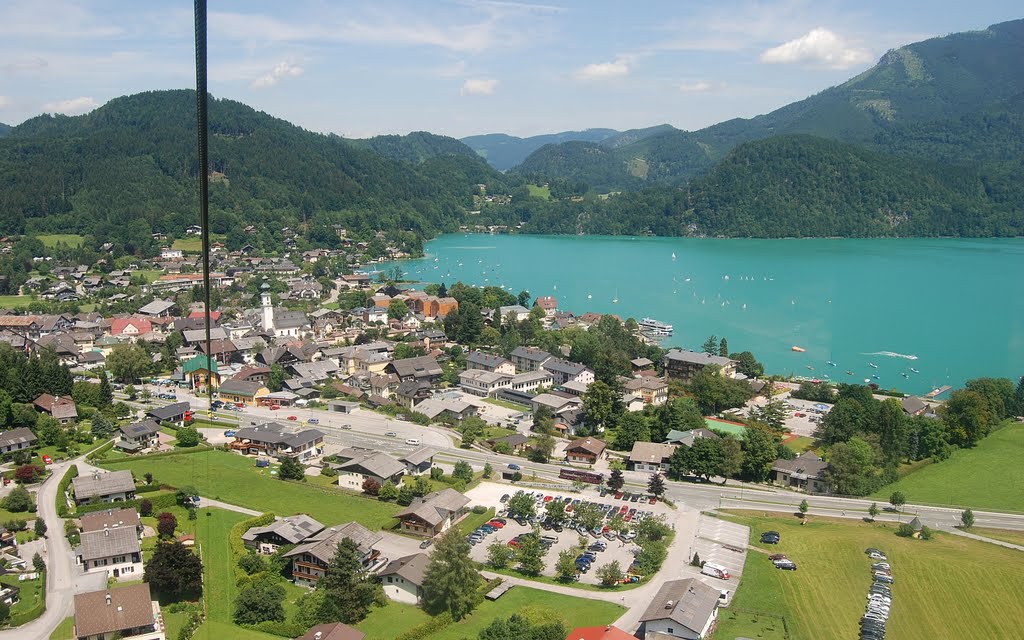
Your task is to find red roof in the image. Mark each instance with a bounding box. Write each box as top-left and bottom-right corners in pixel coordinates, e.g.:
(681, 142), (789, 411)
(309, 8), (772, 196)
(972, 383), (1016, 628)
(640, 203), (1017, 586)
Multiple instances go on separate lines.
(564, 626), (635, 640)
(188, 310), (222, 322)
(110, 318), (152, 335)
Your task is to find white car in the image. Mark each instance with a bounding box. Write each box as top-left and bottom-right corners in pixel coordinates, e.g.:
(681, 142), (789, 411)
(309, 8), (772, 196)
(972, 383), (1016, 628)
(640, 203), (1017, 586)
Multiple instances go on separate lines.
(406, 438), (421, 445)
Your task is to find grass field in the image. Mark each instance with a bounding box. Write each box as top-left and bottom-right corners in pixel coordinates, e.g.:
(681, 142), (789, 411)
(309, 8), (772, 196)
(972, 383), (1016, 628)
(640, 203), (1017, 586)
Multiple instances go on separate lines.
(357, 586), (624, 640)
(783, 436), (816, 453)
(100, 449), (400, 529)
(526, 184), (552, 200)
(712, 511), (1024, 640)
(0, 294), (36, 309)
(173, 234), (226, 253)
(966, 527), (1024, 547)
(38, 234), (84, 248)
(48, 616), (74, 640)
(872, 422), (1024, 512)
(483, 398), (527, 412)
(135, 269), (163, 284)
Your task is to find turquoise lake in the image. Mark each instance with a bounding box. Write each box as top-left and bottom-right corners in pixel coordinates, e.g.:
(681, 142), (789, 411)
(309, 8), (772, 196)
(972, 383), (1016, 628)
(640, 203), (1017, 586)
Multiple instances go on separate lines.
(382, 235), (1024, 395)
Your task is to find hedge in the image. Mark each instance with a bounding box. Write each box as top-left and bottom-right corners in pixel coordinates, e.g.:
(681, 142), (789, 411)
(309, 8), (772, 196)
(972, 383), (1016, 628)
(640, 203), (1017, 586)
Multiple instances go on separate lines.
(394, 611), (453, 640)
(55, 464), (79, 518)
(7, 572), (46, 626)
(177, 608), (203, 640)
(86, 440), (115, 461)
(74, 492), (177, 516)
(95, 443), (212, 466)
(135, 484), (163, 494)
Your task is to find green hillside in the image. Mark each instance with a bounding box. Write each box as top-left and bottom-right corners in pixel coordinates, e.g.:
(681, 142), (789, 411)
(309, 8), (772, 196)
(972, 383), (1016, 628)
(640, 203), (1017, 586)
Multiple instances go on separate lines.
(352, 130), (481, 164)
(0, 90), (509, 251)
(515, 19), (1024, 190)
(462, 127), (624, 171)
(0, 123), (10, 138)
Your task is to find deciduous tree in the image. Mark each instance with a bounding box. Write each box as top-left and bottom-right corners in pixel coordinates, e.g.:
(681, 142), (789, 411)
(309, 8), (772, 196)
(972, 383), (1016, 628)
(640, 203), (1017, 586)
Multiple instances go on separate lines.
(144, 541), (203, 598)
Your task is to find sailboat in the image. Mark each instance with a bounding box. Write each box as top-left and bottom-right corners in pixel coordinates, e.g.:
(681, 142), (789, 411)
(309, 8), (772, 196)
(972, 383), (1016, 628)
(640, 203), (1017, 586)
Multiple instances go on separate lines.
(612, 289), (619, 304)
(671, 252), (677, 260)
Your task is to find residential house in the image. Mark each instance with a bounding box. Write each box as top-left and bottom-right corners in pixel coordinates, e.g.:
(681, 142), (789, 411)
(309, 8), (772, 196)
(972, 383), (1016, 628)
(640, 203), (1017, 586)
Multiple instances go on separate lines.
(498, 305), (530, 323)
(242, 515), (325, 554)
(379, 553), (430, 604)
(79, 508), (143, 537)
(510, 346), (551, 373)
(295, 623), (365, 640)
(771, 451), (830, 494)
(233, 366), (271, 384)
(395, 379), (432, 408)
(72, 470), (137, 506)
(285, 522), (383, 587)
(394, 488), (470, 537)
(33, 393), (79, 425)
(628, 442), (678, 473)
(137, 299), (176, 317)
(664, 429), (719, 448)
(0, 315), (42, 340)
(541, 358), (595, 386)
(623, 377), (669, 406)
(230, 424), (324, 461)
(531, 392), (582, 416)
(509, 370), (553, 393)
(73, 583), (164, 640)
(663, 350), (737, 383)
(218, 379), (271, 407)
(458, 369), (512, 397)
(563, 625), (636, 640)
(353, 349), (391, 375)
(110, 318), (153, 339)
(398, 447), (436, 476)
(413, 397), (477, 422)
(488, 433), (530, 453)
(534, 296), (558, 316)
(146, 402), (191, 426)
(76, 525), (143, 579)
(331, 449), (406, 491)
(116, 420), (163, 453)
(465, 351), (515, 375)
(901, 396), (929, 416)
(630, 357), (655, 371)
(637, 578), (720, 639)
(182, 355), (220, 390)
(386, 355), (442, 383)
(565, 437), (607, 465)
(0, 427), (37, 454)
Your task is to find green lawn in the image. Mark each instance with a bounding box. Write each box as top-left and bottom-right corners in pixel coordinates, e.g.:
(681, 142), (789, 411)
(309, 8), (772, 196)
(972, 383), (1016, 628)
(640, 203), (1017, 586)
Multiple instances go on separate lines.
(872, 422), (1024, 512)
(526, 184), (552, 200)
(172, 234), (226, 253)
(6, 573), (44, 622)
(484, 398), (528, 412)
(135, 269), (163, 284)
(357, 586), (624, 640)
(0, 294), (36, 309)
(100, 449), (400, 529)
(48, 616), (75, 640)
(783, 436), (816, 454)
(714, 607), (787, 640)
(712, 511), (1024, 640)
(37, 233), (84, 248)
(966, 527), (1024, 547)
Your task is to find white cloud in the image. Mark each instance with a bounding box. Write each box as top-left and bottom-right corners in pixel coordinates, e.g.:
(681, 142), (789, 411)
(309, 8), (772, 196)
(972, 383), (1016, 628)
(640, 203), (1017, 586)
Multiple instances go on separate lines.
(251, 61), (305, 89)
(42, 96), (97, 115)
(1, 57), (48, 73)
(678, 81), (713, 93)
(461, 78), (499, 96)
(575, 59), (630, 81)
(760, 28), (872, 69)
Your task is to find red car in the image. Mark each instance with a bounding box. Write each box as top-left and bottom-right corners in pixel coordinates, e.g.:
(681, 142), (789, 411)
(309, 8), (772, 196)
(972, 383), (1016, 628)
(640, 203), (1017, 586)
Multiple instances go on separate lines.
(543, 495), (553, 502)
(619, 505), (629, 514)
(42, 455), (53, 465)
(649, 497), (658, 504)
(769, 554), (788, 561)
(487, 521), (505, 529)
(287, 415), (298, 421)
(269, 405), (281, 410)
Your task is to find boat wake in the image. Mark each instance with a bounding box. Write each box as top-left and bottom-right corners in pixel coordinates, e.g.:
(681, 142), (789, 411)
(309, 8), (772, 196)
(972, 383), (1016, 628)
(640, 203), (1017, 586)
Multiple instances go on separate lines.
(863, 351), (919, 361)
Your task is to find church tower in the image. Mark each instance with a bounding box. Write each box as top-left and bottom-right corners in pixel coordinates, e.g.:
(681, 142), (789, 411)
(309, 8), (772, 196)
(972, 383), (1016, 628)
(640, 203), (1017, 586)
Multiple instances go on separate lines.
(261, 292), (274, 334)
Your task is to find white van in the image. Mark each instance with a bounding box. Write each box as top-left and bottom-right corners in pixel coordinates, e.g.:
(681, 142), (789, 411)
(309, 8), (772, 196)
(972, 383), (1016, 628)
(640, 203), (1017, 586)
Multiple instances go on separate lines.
(405, 438), (421, 445)
(701, 562), (730, 580)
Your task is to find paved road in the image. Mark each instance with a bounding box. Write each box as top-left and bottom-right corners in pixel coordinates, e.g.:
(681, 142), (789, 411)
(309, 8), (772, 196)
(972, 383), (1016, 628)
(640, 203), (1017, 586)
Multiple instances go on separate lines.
(0, 458), (105, 640)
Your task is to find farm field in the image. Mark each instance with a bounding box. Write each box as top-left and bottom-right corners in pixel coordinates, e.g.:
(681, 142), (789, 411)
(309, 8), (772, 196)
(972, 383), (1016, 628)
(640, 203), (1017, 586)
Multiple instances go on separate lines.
(872, 422), (1024, 512)
(967, 527), (1024, 547)
(526, 183), (551, 199)
(713, 511), (1024, 640)
(172, 234), (225, 252)
(37, 233), (85, 248)
(99, 449), (400, 529)
(0, 294), (36, 308)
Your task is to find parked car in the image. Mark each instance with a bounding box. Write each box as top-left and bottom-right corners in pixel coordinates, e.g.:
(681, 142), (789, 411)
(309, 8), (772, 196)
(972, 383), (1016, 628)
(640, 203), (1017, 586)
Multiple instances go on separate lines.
(42, 455), (53, 465)
(269, 405), (281, 410)
(760, 531), (781, 544)
(768, 554), (787, 561)
(701, 562), (730, 580)
(287, 415), (298, 421)
(406, 438), (421, 445)
(223, 430), (236, 437)
(385, 431), (398, 437)
(340, 424), (352, 430)
(307, 418), (319, 424)
(774, 559), (798, 570)
(419, 538), (434, 549)
(507, 463), (521, 470)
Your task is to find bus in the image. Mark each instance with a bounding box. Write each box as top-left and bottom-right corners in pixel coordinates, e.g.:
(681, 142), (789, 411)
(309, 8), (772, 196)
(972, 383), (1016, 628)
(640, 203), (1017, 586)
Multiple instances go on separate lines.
(559, 468), (604, 484)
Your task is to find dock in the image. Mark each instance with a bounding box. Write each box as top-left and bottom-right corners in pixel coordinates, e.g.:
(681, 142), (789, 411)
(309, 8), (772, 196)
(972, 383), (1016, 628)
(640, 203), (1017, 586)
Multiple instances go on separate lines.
(485, 582), (515, 600)
(925, 385), (952, 398)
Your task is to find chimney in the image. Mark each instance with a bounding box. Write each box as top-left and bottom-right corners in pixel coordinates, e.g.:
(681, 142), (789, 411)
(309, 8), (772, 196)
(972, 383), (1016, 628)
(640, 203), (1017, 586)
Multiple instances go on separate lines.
(104, 529), (109, 536)
(664, 600), (674, 609)
(105, 593), (111, 606)
(314, 633), (322, 640)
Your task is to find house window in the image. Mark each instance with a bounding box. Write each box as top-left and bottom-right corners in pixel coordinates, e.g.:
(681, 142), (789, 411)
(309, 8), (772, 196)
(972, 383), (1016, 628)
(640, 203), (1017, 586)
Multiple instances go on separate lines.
(668, 629), (674, 634)
(387, 577), (392, 583)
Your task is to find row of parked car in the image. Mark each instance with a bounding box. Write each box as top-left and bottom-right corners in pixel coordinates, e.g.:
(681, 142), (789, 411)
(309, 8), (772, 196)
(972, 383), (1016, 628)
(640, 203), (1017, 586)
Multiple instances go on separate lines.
(500, 491), (653, 541)
(467, 517), (509, 546)
(861, 548), (893, 640)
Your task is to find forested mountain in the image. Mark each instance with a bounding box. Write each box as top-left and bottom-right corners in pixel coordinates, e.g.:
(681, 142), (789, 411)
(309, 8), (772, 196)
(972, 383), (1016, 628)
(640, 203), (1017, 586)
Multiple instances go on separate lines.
(351, 131), (481, 165)
(462, 128), (620, 171)
(0, 123), (10, 138)
(514, 19), (1024, 191)
(0, 90), (510, 252)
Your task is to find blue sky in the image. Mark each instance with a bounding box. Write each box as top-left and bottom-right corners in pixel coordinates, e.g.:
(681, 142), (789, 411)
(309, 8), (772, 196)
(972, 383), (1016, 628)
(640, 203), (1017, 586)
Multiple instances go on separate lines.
(0, 1), (1020, 138)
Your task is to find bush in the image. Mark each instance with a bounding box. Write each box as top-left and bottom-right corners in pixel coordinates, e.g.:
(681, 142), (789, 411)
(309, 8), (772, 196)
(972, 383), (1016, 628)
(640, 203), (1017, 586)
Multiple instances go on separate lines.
(14, 464), (45, 484)
(394, 611), (454, 640)
(896, 523), (915, 537)
(56, 464), (79, 517)
(238, 552), (267, 575)
(157, 512), (178, 537)
(471, 505), (487, 515)
(430, 467), (444, 480)
(2, 485), (34, 513)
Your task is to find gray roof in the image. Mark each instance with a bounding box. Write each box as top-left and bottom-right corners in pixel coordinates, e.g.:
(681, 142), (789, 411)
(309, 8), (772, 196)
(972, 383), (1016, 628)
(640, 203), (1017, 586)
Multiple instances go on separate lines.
(388, 355), (442, 380)
(147, 402), (190, 421)
(541, 357), (588, 376)
(413, 397), (473, 420)
(628, 441), (677, 464)
(138, 299), (175, 315)
(664, 428), (719, 447)
(466, 351), (511, 369)
(219, 378), (267, 397)
(665, 349), (736, 368)
(901, 396), (928, 415)
(233, 424), (324, 450)
(242, 514), (325, 545)
(771, 451), (828, 479)
(80, 508), (141, 534)
(296, 623), (366, 640)
(378, 553), (430, 586)
(73, 470), (136, 501)
(0, 427), (37, 449)
(119, 419), (162, 439)
(77, 525), (141, 561)
(639, 578), (720, 635)
(271, 308), (308, 330)
(399, 447), (437, 466)
(396, 488), (470, 527)
(336, 451), (406, 479)
(510, 346), (551, 363)
(182, 327), (229, 343)
(284, 521), (382, 563)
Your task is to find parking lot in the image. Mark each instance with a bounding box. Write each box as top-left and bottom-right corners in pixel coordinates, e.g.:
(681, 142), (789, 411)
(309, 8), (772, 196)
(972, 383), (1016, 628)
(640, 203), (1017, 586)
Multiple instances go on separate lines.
(739, 392), (831, 437)
(464, 481), (676, 585)
(693, 515), (749, 583)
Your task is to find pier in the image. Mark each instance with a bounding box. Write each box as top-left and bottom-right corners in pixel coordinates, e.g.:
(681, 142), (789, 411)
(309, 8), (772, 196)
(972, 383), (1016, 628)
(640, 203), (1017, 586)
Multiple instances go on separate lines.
(925, 385), (952, 398)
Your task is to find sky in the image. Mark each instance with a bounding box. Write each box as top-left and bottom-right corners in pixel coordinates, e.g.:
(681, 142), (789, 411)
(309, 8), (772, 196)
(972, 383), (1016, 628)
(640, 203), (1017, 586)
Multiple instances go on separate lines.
(0, 1), (1020, 139)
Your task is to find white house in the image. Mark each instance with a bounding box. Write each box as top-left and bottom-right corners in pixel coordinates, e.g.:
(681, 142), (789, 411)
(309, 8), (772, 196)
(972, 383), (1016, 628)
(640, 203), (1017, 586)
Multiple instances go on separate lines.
(458, 369), (512, 397)
(379, 553), (429, 604)
(76, 526), (143, 580)
(638, 578), (721, 639)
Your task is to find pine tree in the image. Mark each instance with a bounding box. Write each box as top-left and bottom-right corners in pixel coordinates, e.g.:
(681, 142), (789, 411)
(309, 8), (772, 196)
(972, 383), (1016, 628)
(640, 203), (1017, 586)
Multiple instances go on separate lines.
(421, 528), (482, 620)
(607, 469), (625, 491)
(315, 539), (380, 624)
(719, 337), (729, 357)
(702, 335), (719, 355)
(647, 473), (666, 498)
(98, 370), (114, 408)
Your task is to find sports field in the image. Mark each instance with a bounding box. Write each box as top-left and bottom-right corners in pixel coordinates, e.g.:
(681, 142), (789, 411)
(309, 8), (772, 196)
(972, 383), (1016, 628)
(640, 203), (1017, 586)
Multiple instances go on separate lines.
(37, 233), (85, 248)
(713, 511), (1024, 640)
(872, 421), (1024, 512)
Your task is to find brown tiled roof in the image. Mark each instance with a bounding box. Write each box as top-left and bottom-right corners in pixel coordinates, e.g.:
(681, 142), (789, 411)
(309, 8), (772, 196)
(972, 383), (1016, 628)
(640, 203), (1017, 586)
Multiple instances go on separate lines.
(74, 583), (155, 638)
(296, 622), (366, 640)
(77, 525), (140, 561)
(80, 508), (141, 533)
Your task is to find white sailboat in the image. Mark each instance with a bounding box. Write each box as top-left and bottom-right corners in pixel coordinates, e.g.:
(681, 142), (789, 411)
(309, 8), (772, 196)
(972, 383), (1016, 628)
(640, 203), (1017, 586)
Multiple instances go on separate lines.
(612, 289), (619, 304)
(671, 252), (677, 260)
